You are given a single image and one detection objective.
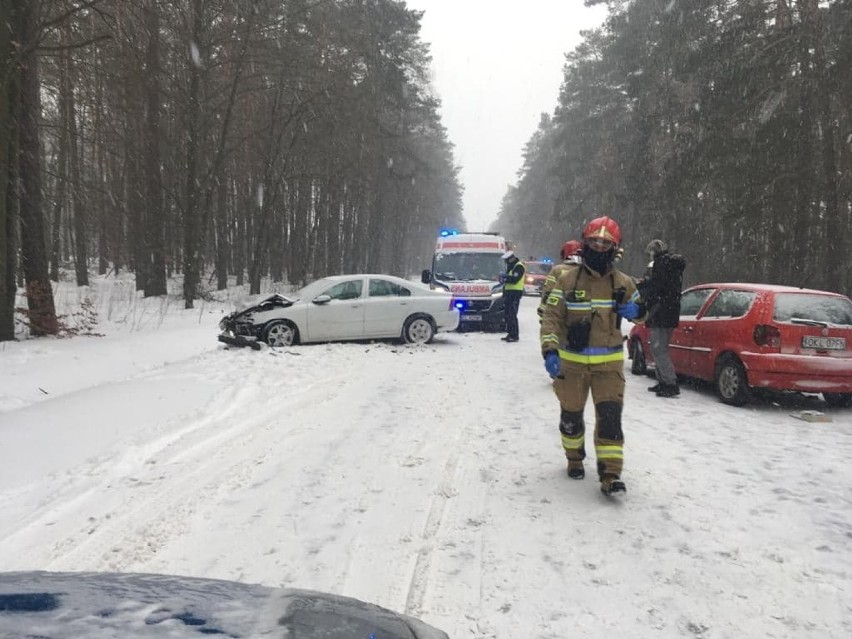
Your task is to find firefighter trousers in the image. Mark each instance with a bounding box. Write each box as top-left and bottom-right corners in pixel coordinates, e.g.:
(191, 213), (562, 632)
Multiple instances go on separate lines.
(552, 365), (625, 480)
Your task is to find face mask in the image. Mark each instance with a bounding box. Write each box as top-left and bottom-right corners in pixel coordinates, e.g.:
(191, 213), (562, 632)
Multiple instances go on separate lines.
(582, 245), (615, 274)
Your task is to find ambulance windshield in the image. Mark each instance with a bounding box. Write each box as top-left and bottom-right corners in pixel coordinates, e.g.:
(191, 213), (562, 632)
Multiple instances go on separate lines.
(434, 252), (504, 282)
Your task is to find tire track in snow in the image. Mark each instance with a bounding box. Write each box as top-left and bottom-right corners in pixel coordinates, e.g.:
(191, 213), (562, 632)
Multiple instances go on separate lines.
(45, 371), (347, 573)
(403, 446), (460, 617)
(0, 346), (353, 572)
(0, 349), (248, 550)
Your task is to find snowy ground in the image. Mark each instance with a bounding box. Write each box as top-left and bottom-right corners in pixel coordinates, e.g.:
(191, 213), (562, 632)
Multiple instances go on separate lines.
(1, 275), (851, 638)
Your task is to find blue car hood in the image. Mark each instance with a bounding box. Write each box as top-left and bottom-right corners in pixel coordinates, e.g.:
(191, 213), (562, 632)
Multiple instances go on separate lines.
(0, 571), (448, 638)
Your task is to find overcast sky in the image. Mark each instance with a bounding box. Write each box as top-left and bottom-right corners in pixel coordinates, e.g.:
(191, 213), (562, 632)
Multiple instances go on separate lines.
(405, 1), (608, 232)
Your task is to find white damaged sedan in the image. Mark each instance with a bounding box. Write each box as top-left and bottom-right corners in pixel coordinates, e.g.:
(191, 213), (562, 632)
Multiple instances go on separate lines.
(219, 274), (460, 348)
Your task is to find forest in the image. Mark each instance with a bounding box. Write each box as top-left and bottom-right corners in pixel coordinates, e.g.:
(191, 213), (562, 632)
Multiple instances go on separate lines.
(495, 0), (852, 292)
(2, 1), (851, 341)
(0, 0), (463, 340)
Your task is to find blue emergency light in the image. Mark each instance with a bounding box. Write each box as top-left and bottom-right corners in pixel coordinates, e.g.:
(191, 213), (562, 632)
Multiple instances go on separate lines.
(439, 227), (460, 237)
(540, 257), (553, 263)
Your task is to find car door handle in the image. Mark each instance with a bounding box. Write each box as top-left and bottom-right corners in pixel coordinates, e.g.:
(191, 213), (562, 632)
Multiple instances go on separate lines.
(351, 304), (361, 309)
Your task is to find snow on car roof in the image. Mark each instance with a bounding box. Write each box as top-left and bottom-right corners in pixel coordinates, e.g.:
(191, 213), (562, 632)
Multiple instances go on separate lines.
(690, 282), (847, 297)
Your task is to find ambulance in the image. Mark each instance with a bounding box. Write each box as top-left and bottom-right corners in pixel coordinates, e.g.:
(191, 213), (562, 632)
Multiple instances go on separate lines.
(421, 229), (508, 332)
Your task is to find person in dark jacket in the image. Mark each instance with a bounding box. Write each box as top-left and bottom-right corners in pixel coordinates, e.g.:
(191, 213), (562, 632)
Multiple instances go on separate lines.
(500, 250), (525, 342)
(638, 239), (686, 397)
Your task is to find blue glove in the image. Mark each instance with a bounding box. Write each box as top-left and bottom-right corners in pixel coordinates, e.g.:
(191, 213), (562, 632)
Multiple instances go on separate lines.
(617, 301), (640, 320)
(544, 351), (560, 377)
(498, 273), (508, 283)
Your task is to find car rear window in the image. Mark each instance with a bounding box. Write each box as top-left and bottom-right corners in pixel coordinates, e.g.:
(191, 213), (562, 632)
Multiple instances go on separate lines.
(773, 293), (852, 326)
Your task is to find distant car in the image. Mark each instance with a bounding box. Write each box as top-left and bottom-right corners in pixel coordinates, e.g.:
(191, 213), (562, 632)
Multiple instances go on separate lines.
(0, 571), (449, 638)
(628, 283), (852, 407)
(523, 260), (553, 296)
(219, 274), (459, 348)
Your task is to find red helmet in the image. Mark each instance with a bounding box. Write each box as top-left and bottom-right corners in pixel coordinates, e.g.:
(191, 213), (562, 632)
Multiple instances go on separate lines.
(560, 240), (583, 260)
(582, 216), (621, 246)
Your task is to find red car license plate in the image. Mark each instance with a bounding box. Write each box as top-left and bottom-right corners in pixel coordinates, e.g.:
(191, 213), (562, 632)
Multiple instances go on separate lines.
(802, 336), (846, 350)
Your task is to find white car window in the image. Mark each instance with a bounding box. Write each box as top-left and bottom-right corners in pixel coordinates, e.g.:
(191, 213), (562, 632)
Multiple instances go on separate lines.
(369, 279), (411, 297)
(325, 280), (362, 301)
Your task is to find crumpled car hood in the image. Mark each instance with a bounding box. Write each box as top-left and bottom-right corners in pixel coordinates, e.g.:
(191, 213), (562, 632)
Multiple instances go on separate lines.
(235, 293), (296, 312)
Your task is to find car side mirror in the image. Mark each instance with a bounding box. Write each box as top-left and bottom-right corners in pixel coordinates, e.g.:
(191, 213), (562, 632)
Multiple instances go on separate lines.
(421, 269), (431, 284)
(312, 294), (332, 304)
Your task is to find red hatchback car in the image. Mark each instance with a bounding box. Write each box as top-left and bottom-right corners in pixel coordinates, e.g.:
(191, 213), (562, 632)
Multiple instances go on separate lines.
(628, 283), (852, 407)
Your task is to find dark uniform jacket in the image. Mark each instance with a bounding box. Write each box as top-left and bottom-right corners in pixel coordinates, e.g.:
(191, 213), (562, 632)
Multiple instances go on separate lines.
(638, 250), (686, 328)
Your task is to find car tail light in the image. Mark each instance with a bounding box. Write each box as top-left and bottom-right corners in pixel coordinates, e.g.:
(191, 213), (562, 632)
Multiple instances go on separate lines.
(753, 324), (781, 348)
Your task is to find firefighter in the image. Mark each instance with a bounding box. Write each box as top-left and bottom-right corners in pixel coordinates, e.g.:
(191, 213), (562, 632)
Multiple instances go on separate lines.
(540, 216), (646, 496)
(499, 250), (525, 342)
(537, 240), (583, 319)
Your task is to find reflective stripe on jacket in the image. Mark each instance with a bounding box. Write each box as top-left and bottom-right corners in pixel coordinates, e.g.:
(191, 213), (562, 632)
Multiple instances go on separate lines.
(537, 262), (573, 315)
(540, 264), (645, 364)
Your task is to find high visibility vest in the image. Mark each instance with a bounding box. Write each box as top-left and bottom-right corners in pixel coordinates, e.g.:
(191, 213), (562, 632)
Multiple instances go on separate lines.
(504, 262), (525, 291)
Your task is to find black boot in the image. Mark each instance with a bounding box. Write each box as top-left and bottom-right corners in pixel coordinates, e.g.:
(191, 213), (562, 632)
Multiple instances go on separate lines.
(600, 475), (626, 496)
(647, 383), (660, 392)
(655, 383), (680, 397)
(566, 462), (585, 479)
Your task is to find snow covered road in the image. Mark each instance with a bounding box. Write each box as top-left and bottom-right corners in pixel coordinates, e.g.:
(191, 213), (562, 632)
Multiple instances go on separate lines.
(1, 297), (851, 638)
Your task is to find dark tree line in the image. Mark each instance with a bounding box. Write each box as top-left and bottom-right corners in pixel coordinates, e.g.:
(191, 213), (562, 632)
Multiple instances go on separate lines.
(495, 0), (852, 295)
(0, 0), (463, 341)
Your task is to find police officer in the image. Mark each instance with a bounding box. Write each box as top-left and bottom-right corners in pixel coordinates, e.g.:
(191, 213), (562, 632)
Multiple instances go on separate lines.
(540, 216), (646, 496)
(500, 250), (525, 342)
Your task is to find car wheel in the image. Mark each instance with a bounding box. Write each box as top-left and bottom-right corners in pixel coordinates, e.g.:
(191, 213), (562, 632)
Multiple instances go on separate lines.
(715, 354), (750, 406)
(823, 392), (852, 408)
(630, 339), (647, 376)
(403, 314), (435, 344)
(263, 320), (298, 347)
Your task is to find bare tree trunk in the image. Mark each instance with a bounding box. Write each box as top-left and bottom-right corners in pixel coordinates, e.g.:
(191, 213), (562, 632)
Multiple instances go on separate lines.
(812, 11), (841, 292)
(182, 0), (203, 308)
(93, 49), (109, 276)
(66, 53), (88, 286)
(0, 0), (15, 340)
(50, 49), (68, 282)
(17, 0), (58, 335)
(115, 1), (147, 290)
(143, 0), (166, 296)
(215, 167), (228, 290)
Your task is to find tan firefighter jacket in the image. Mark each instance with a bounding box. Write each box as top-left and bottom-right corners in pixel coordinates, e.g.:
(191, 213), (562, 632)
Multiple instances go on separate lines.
(540, 264), (646, 367)
(537, 261), (574, 317)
